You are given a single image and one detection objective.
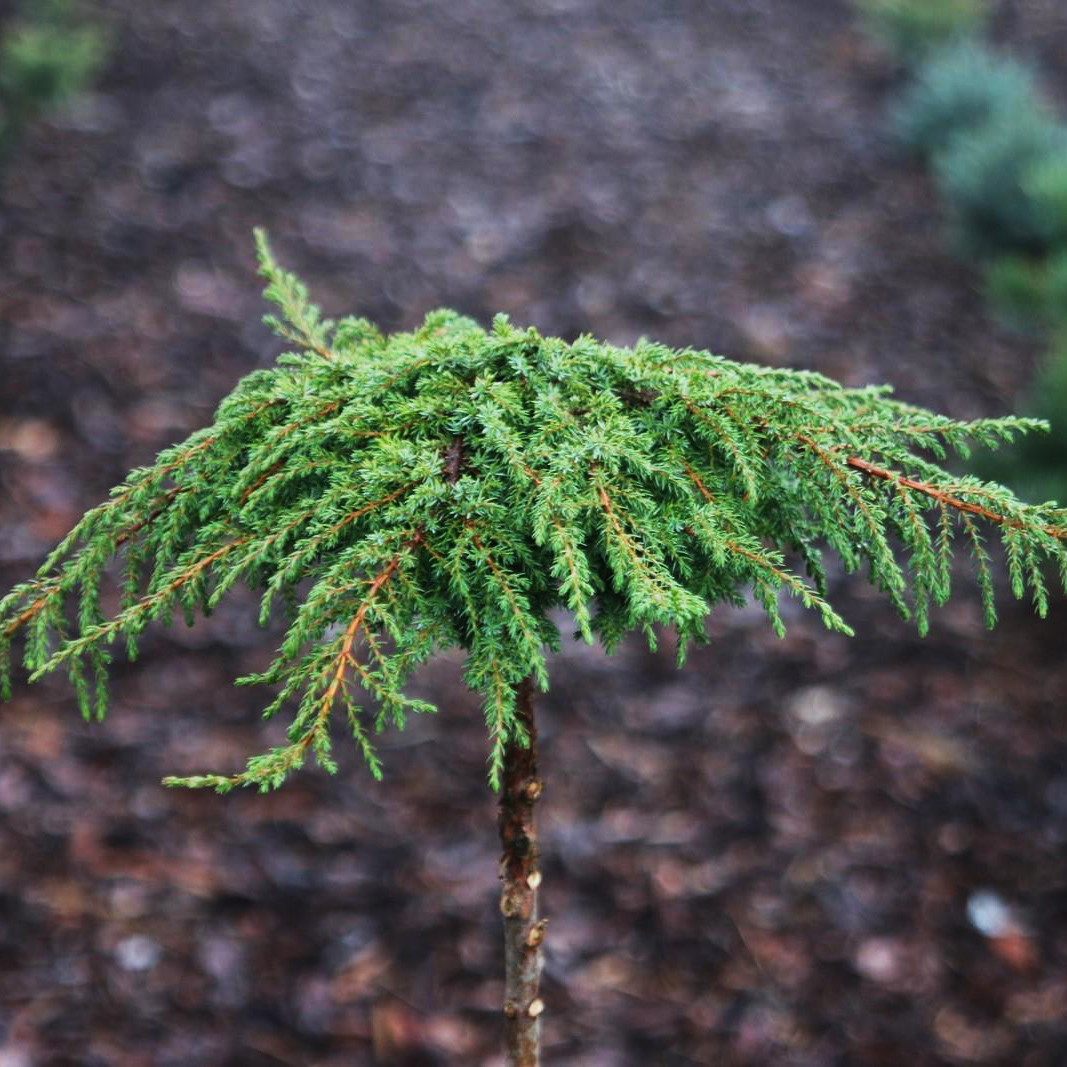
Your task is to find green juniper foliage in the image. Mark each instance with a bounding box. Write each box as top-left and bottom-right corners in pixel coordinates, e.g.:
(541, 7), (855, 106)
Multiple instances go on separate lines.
(3, 233), (1067, 793)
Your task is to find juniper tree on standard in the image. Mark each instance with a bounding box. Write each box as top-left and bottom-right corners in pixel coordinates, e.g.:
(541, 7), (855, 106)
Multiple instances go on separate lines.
(4, 233), (1067, 1066)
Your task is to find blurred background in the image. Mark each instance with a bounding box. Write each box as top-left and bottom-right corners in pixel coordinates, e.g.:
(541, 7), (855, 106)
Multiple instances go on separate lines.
(2, 1), (1067, 1064)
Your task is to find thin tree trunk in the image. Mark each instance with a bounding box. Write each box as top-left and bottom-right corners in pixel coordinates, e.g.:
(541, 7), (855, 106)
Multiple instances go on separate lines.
(498, 675), (545, 1067)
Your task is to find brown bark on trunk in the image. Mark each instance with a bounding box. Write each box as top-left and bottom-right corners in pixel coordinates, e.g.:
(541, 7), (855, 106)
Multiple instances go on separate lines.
(498, 676), (545, 1067)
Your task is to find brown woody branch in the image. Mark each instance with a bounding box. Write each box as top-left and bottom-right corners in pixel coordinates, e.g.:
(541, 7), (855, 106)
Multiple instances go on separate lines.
(443, 436), (466, 484)
(115, 486), (188, 546)
(306, 531), (423, 751)
(845, 456), (1067, 539)
(499, 676), (544, 1067)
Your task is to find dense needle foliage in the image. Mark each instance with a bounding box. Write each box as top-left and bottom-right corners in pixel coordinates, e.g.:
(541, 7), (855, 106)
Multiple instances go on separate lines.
(3, 233), (1067, 792)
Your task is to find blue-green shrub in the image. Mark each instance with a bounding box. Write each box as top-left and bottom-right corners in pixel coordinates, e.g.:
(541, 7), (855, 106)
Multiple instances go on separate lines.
(931, 106), (1067, 256)
(987, 249), (1067, 329)
(860, 5), (1067, 505)
(985, 256), (1051, 329)
(982, 254), (1067, 503)
(892, 43), (1040, 157)
(856, 0), (989, 63)
(0, 0), (106, 154)
(1025, 157), (1067, 249)
(983, 340), (1067, 506)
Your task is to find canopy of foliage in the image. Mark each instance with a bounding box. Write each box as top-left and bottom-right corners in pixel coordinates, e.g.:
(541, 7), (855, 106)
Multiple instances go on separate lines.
(3, 233), (1066, 791)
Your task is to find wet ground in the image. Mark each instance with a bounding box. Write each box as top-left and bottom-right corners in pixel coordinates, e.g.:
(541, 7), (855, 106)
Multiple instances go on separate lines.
(2, 1), (1067, 1063)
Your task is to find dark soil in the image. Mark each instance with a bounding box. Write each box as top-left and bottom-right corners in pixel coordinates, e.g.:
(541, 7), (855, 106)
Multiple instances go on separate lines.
(2, 1), (1067, 1064)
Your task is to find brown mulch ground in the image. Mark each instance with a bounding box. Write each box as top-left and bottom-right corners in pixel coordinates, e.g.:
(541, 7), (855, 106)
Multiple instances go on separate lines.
(2, 1), (1067, 1064)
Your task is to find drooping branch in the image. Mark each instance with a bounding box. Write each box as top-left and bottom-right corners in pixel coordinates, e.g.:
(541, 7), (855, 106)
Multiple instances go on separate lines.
(309, 548), (410, 750)
(846, 455), (1067, 538)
